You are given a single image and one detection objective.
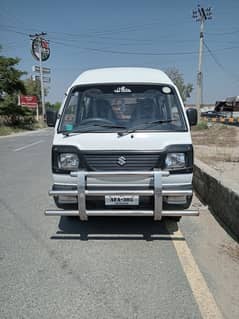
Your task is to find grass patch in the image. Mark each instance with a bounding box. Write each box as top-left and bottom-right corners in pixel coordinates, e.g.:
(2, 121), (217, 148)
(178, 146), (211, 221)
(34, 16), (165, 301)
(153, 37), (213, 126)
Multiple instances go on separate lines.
(0, 125), (25, 136)
(192, 123), (238, 147)
(192, 120), (208, 131)
(0, 122), (47, 136)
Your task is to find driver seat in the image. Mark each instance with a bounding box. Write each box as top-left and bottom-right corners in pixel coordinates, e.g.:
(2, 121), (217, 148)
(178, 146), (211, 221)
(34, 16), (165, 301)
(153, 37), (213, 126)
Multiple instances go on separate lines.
(131, 98), (157, 123)
(95, 99), (116, 121)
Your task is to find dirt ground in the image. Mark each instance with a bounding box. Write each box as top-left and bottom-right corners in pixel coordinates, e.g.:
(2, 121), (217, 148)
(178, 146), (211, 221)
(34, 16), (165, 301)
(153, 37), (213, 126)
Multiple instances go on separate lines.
(191, 122), (239, 186)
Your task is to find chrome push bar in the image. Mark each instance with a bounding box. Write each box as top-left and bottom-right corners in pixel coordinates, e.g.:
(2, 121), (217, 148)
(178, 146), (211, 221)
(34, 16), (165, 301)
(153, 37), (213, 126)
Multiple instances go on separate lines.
(45, 170), (199, 221)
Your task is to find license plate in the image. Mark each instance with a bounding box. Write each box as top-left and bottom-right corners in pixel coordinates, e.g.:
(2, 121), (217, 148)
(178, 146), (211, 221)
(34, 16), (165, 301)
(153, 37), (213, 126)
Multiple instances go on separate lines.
(105, 195), (139, 206)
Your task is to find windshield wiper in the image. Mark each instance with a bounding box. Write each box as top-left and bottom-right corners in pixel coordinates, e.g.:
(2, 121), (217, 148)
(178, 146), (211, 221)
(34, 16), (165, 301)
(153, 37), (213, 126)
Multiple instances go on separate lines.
(91, 123), (127, 129)
(62, 123), (127, 136)
(117, 119), (175, 137)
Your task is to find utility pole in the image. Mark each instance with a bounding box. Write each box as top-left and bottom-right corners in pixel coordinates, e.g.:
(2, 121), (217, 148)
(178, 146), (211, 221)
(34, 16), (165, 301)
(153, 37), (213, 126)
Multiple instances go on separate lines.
(192, 5), (212, 115)
(29, 32), (48, 122)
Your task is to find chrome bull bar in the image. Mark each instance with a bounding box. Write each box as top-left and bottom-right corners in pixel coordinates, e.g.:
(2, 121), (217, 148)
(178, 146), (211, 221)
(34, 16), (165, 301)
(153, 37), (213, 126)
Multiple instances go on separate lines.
(45, 169), (199, 220)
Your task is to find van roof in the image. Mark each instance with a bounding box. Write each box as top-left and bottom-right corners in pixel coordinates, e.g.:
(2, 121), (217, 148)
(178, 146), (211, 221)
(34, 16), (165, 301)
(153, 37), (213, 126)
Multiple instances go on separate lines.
(71, 67), (173, 87)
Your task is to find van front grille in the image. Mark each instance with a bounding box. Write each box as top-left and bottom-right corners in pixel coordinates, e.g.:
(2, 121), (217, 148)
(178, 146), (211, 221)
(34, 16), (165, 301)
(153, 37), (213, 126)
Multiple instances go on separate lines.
(83, 152), (161, 171)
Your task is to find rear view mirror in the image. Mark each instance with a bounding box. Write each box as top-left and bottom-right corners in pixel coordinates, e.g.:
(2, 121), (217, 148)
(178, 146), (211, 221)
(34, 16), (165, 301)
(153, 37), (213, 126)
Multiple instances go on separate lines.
(46, 109), (58, 127)
(186, 108), (198, 126)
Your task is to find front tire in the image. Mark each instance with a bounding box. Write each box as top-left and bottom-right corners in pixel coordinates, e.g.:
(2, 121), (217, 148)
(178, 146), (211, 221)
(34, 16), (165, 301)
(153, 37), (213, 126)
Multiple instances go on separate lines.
(168, 216), (181, 222)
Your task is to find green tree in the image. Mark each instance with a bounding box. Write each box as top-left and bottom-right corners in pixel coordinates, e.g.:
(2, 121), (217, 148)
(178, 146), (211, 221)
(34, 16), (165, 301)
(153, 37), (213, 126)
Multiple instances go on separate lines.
(165, 68), (193, 103)
(45, 101), (61, 111)
(0, 50), (30, 125)
(24, 78), (41, 102)
(52, 101), (61, 111)
(0, 94), (32, 125)
(0, 54), (26, 97)
(24, 77), (49, 102)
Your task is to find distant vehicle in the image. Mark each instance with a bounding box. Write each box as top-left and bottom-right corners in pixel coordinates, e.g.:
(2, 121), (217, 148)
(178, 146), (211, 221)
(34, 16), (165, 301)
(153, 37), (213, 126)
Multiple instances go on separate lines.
(201, 97), (239, 118)
(215, 97), (239, 115)
(201, 110), (226, 118)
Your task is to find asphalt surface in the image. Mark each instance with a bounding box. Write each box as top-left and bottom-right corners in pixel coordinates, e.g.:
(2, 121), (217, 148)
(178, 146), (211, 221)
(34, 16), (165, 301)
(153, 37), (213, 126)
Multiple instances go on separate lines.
(0, 128), (238, 319)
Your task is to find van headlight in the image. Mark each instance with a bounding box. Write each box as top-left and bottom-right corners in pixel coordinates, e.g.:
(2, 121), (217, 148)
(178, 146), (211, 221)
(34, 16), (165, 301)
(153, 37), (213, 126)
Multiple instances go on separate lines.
(165, 153), (185, 169)
(58, 153), (79, 170)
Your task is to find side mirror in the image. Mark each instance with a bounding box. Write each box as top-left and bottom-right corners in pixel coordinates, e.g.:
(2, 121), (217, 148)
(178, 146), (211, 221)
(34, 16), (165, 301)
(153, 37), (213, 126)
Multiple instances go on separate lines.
(186, 108), (198, 126)
(46, 109), (58, 127)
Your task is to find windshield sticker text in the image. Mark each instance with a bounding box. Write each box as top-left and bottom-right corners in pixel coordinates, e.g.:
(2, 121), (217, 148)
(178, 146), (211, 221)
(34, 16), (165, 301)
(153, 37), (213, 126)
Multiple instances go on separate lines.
(114, 86), (132, 93)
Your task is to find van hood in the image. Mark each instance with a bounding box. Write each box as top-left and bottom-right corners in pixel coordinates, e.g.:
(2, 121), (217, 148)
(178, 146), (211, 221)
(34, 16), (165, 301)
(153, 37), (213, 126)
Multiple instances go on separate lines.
(53, 131), (192, 150)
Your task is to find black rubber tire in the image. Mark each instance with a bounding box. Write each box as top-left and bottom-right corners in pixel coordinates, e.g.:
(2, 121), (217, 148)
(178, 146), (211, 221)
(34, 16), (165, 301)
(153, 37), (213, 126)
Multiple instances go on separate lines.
(168, 216), (181, 222)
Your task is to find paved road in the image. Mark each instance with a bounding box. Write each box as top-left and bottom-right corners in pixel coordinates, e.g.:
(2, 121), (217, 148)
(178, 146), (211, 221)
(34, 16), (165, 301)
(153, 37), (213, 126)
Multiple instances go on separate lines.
(0, 129), (238, 319)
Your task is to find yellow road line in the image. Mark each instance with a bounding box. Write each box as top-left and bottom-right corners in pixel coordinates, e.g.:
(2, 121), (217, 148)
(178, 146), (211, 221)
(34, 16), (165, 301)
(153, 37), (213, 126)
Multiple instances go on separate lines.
(166, 221), (224, 319)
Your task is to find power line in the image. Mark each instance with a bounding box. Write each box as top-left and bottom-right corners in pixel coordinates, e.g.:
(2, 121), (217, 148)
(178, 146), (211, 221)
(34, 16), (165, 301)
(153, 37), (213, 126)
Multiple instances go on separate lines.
(0, 23), (197, 44)
(0, 19), (191, 38)
(206, 29), (239, 35)
(1, 24), (239, 57)
(0, 26), (29, 36)
(48, 32), (198, 46)
(50, 39), (198, 56)
(203, 41), (226, 70)
(203, 40), (239, 83)
(48, 34), (197, 50)
(0, 21), (164, 39)
(0, 26), (198, 55)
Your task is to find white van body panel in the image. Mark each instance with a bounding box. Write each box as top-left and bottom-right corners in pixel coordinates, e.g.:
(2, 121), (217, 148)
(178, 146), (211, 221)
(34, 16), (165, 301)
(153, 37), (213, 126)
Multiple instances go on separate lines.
(53, 132), (191, 150)
(71, 67), (173, 86)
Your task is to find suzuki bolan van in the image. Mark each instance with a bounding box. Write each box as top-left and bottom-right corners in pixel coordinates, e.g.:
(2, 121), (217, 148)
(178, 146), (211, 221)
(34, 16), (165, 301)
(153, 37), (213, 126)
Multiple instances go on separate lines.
(45, 67), (198, 221)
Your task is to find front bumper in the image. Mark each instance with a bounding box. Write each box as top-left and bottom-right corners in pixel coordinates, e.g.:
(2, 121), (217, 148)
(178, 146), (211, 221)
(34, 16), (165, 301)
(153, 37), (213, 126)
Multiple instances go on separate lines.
(45, 169), (199, 220)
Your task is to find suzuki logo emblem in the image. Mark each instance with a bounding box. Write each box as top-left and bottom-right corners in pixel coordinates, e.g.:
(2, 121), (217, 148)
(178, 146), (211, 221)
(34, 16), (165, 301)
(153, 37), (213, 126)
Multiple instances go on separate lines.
(117, 156), (127, 166)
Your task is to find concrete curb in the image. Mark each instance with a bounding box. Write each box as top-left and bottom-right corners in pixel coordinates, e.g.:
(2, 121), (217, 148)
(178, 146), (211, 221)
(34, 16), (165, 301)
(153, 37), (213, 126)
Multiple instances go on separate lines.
(193, 159), (239, 240)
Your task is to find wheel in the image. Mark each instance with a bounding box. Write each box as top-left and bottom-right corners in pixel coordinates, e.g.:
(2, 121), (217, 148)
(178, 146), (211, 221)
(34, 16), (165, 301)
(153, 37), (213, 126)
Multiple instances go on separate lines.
(168, 216), (181, 222)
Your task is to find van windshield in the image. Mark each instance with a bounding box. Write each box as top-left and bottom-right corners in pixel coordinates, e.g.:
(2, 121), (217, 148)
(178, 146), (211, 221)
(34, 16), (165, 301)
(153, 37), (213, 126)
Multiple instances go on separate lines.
(58, 84), (187, 133)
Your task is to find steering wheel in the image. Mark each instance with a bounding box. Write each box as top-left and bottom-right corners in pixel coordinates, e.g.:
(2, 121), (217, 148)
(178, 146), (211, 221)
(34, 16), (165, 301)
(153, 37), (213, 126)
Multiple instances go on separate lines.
(79, 118), (115, 125)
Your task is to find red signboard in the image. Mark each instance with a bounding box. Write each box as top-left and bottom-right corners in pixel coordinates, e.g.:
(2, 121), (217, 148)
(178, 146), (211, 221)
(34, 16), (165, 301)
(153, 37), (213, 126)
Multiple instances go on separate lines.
(19, 95), (38, 108)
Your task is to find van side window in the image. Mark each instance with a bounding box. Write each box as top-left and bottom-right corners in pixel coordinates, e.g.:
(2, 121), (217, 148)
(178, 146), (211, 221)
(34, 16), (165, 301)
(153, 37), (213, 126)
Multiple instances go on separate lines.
(61, 92), (79, 129)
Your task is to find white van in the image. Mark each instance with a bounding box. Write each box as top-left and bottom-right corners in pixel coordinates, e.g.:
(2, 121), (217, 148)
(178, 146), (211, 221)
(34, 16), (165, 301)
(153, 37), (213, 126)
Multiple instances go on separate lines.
(45, 67), (198, 221)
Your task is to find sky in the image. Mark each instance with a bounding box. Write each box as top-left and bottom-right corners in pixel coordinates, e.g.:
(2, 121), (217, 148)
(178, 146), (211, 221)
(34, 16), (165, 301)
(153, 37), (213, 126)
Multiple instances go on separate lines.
(1, 0), (239, 105)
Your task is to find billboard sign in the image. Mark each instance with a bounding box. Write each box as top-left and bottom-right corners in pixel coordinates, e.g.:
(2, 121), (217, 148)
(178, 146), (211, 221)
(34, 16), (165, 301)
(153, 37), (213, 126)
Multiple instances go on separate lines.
(32, 65), (51, 74)
(31, 38), (50, 62)
(33, 75), (51, 83)
(19, 95), (38, 108)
